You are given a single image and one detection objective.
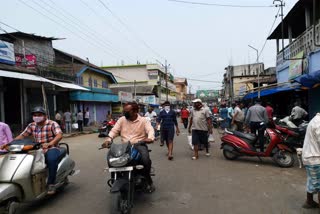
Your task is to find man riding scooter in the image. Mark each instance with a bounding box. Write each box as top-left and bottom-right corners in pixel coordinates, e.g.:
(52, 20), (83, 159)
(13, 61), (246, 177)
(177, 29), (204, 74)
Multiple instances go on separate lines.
(102, 102), (155, 192)
(1, 106), (63, 195)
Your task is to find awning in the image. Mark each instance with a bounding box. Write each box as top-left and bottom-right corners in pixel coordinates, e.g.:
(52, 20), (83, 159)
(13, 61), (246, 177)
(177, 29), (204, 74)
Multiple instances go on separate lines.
(0, 69), (89, 91)
(294, 70), (320, 88)
(243, 83), (301, 100)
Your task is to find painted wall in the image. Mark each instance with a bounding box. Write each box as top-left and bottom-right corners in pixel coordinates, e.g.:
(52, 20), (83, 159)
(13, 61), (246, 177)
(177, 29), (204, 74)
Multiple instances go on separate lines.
(81, 70), (112, 88)
(106, 66), (149, 82)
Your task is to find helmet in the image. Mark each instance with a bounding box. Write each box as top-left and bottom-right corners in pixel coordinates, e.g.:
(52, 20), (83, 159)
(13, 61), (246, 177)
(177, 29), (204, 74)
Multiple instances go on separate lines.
(31, 106), (47, 115)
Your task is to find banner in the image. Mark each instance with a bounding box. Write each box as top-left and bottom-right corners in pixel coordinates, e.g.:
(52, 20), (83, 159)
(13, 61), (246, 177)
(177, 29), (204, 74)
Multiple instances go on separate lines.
(15, 54), (37, 69)
(196, 90), (219, 98)
(118, 91), (133, 102)
(0, 40), (15, 65)
(289, 51), (303, 80)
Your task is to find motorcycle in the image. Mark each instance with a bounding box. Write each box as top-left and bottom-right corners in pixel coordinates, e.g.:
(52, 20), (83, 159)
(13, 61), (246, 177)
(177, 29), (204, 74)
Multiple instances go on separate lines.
(98, 119), (116, 138)
(220, 122), (295, 168)
(101, 141), (154, 214)
(0, 139), (76, 214)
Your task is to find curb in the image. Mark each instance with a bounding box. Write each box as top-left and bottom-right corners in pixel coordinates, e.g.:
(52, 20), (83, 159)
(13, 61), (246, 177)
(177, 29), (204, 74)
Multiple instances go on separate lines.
(63, 131), (95, 138)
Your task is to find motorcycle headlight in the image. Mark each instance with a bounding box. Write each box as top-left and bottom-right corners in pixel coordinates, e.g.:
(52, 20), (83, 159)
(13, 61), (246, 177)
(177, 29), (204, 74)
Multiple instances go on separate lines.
(8, 144), (24, 152)
(109, 154), (130, 167)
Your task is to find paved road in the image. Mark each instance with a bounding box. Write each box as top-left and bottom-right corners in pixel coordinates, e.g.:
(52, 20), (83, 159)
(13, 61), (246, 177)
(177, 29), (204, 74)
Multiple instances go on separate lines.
(17, 128), (317, 214)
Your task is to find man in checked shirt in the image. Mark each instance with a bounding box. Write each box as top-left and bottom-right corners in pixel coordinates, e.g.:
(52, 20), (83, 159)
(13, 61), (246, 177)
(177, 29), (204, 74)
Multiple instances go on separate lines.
(2, 106), (63, 195)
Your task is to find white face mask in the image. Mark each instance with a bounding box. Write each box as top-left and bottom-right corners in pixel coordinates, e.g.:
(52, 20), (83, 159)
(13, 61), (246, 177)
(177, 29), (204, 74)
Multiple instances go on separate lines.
(164, 106), (170, 111)
(33, 116), (45, 123)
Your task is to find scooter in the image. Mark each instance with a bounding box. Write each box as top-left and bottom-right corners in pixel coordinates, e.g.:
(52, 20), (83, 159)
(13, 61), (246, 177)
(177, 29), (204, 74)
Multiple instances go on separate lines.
(220, 123), (294, 168)
(98, 119), (116, 138)
(100, 141), (154, 214)
(0, 139), (76, 214)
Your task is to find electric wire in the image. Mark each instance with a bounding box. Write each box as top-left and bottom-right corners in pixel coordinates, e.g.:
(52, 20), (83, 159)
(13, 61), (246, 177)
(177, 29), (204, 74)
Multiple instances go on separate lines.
(168, 0), (275, 8)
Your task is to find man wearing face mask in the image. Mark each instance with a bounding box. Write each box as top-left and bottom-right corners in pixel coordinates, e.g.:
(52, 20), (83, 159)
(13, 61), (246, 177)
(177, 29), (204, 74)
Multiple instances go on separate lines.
(102, 102), (155, 192)
(188, 99), (213, 160)
(6, 106), (63, 195)
(157, 101), (180, 160)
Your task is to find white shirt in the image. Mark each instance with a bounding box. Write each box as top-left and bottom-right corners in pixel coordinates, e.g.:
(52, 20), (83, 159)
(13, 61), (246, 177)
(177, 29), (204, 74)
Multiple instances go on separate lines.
(85, 111), (90, 119)
(144, 111), (157, 122)
(302, 113), (320, 165)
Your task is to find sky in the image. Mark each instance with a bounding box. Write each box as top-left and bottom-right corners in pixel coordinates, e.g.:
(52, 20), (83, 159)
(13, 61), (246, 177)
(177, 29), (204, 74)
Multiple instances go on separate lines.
(1, 0), (297, 92)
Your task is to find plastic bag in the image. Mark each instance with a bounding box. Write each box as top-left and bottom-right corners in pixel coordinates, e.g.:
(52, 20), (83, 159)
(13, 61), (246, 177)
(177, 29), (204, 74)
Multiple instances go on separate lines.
(187, 135), (194, 150)
(208, 134), (215, 143)
(32, 149), (46, 174)
(72, 123), (78, 129)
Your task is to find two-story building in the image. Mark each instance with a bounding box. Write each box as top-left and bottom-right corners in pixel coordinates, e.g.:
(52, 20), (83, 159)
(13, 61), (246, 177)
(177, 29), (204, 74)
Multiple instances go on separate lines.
(102, 64), (177, 105)
(267, 0), (320, 117)
(174, 77), (188, 104)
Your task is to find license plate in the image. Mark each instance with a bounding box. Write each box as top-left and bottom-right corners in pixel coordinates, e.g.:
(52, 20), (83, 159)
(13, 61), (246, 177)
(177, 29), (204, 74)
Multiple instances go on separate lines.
(109, 166), (133, 172)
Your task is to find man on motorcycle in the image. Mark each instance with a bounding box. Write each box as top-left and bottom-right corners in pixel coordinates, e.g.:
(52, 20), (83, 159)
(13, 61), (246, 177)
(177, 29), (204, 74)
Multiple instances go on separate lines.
(1, 106), (63, 195)
(102, 102), (155, 192)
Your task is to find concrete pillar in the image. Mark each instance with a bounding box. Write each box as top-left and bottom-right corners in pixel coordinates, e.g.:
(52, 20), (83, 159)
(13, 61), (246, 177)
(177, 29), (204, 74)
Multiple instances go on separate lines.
(53, 86), (56, 112)
(0, 77), (4, 122)
(288, 25), (293, 43)
(20, 80), (24, 129)
(276, 39), (280, 53)
(305, 6), (311, 28)
(93, 103), (97, 124)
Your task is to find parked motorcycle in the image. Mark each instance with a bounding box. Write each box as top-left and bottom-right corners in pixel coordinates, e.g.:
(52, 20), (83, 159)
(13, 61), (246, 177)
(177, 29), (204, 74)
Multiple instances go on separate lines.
(0, 139), (76, 214)
(220, 122), (294, 167)
(101, 141), (154, 214)
(98, 119), (116, 138)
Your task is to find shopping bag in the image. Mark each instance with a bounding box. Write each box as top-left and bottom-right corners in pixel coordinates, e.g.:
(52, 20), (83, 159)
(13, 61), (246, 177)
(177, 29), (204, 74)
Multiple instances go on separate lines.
(32, 149), (46, 174)
(187, 135), (194, 150)
(208, 134), (215, 143)
(72, 123), (78, 129)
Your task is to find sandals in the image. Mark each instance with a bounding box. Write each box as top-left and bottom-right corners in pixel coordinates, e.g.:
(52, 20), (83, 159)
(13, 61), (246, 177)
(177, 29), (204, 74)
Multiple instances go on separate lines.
(302, 201), (319, 209)
(168, 155), (173, 160)
(191, 156), (198, 160)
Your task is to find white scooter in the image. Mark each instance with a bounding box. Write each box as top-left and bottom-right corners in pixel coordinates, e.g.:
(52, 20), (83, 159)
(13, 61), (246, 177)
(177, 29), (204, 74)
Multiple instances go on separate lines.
(0, 139), (76, 214)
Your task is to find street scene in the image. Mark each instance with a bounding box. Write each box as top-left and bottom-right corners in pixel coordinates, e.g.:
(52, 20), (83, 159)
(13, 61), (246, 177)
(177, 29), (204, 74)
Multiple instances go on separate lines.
(1, 0), (320, 213)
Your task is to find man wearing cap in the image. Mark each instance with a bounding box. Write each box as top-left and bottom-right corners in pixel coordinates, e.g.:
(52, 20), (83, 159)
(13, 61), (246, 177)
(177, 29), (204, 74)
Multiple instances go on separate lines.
(245, 99), (268, 152)
(188, 99), (213, 160)
(6, 106), (63, 195)
(157, 101), (180, 160)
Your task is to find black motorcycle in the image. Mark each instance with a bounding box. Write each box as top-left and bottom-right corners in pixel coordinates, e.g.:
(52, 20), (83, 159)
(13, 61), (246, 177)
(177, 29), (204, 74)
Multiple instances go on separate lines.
(104, 142), (154, 214)
(98, 120), (116, 138)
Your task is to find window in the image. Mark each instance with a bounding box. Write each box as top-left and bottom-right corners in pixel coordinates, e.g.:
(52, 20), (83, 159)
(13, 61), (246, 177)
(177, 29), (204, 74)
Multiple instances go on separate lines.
(77, 76), (83, 85)
(88, 77), (92, 87)
(94, 79), (98, 87)
(102, 81), (108, 88)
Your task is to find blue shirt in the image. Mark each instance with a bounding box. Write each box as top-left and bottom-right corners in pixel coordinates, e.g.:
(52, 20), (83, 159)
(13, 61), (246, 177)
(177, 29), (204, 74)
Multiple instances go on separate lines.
(219, 108), (228, 119)
(157, 110), (178, 129)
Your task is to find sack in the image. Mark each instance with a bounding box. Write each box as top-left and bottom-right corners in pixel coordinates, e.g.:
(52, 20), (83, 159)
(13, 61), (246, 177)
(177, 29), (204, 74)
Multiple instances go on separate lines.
(208, 134), (215, 143)
(72, 123), (78, 129)
(32, 149), (46, 174)
(187, 135), (194, 150)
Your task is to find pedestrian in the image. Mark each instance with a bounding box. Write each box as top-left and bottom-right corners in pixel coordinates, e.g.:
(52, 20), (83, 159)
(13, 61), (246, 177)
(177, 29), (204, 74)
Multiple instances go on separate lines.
(244, 98), (268, 152)
(144, 106), (157, 122)
(227, 103), (234, 128)
(77, 110), (84, 132)
(84, 107), (90, 126)
(290, 101), (308, 126)
(180, 106), (190, 129)
(0, 122), (13, 154)
(107, 110), (112, 121)
(265, 102), (274, 120)
(302, 113), (320, 209)
(188, 99), (213, 160)
(219, 104), (228, 129)
(231, 102), (245, 131)
(63, 109), (72, 134)
(212, 104), (219, 114)
(156, 101), (180, 160)
(55, 110), (62, 126)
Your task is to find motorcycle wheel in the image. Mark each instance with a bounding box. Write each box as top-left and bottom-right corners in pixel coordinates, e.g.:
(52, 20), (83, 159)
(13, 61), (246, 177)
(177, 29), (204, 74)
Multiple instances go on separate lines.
(0, 200), (18, 214)
(273, 150), (294, 168)
(110, 192), (122, 214)
(223, 147), (238, 160)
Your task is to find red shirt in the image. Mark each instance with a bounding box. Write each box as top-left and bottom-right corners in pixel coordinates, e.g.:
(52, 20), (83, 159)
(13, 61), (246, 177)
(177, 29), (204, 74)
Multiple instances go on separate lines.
(265, 105), (273, 119)
(212, 107), (219, 114)
(181, 109), (190, 119)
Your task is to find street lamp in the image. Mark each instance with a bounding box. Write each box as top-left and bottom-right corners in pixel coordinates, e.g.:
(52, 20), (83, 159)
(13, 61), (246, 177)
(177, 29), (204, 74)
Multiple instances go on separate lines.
(248, 45), (260, 98)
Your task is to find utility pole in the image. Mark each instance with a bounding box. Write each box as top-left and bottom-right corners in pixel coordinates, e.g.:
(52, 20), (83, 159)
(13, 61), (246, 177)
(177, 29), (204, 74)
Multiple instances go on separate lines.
(248, 45), (260, 98)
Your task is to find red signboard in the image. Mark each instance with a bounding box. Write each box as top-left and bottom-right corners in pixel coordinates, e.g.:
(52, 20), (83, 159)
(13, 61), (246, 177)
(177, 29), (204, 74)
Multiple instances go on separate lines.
(15, 54), (37, 69)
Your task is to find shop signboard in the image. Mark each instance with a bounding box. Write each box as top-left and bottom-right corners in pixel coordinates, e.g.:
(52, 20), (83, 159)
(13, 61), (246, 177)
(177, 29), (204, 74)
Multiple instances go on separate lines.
(118, 91), (133, 102)
(196, 90), (219, 98)
(15, 54), (37, 69)
(289, 51), (304, 80)
(0, 40), (15, 65)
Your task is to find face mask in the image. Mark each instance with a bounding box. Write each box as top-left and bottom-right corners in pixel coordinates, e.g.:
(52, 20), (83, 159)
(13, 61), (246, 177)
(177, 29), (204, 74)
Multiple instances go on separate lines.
(33, 116), (44, 123)
(124, 112), (131, 120)
(164, 106), (170, 111)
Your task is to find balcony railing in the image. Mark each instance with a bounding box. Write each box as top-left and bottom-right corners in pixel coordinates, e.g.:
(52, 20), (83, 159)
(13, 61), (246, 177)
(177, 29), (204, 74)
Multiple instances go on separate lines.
(277, 21), (320, 66)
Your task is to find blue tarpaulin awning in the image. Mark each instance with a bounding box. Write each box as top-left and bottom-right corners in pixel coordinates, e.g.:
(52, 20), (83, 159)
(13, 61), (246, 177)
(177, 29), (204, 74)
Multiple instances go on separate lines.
(243, 83), (301, 100)
(294, 70), (320, 88)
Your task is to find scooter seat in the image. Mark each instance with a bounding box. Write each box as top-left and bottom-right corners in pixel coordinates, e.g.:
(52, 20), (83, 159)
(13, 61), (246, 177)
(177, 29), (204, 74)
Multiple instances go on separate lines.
(58, 147), (67, 163)
(231, 130), (257, 142)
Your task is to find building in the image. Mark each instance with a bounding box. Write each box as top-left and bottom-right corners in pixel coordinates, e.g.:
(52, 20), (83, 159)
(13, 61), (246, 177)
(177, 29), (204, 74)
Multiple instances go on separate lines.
(102, 64), (177, 105)
(0, 32), (87, 130)
(222, 63), (276, 101)
(267, 0), (320, 117)
(174, 77), (188, 104)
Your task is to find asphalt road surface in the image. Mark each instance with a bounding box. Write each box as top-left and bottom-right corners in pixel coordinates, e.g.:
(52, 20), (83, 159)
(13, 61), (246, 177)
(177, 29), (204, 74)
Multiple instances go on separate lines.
(16, 127), (317, 214)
